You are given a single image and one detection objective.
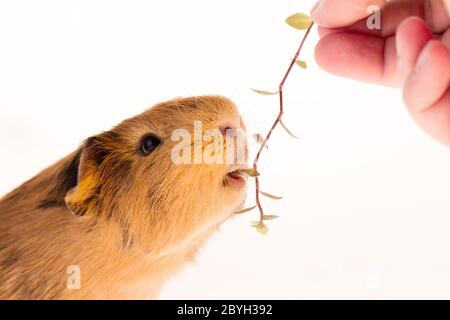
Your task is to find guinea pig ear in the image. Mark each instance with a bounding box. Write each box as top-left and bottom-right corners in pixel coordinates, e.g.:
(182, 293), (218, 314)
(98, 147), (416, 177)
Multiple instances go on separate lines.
(65, 137), (105, 216)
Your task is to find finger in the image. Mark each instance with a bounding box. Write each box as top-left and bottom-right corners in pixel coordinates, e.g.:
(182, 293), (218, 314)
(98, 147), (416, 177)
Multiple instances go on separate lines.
(403, 40), (450, 146)
(403, 40), (450, 111)
(425, 0), (450, 33)
(311, 0), (388, 28)
(396, 17), (435, 85)
(317, 0), (449, 38)
(317, 26), (345, 38)
(315, 32), (400, 86)
(443, 28), (450, 50)
(347, 0), (426, 37)
(315, 17), (444, 87)
(410, 90), (450, 147)
(315, 32), (384, 84)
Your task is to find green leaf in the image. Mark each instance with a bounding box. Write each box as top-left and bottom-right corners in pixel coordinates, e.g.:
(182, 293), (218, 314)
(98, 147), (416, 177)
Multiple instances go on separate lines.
(252, 222), (268, 235)
(251, 88), (279, 96)
(295, 60), (307, 69)
(234, 205), (257, 214)
(285, 13), (313, 30)
(238, 168), (260, 177)
(263, 215), (280, 220)
(280, 119), (299, 139)
(260, 191), (283, 200)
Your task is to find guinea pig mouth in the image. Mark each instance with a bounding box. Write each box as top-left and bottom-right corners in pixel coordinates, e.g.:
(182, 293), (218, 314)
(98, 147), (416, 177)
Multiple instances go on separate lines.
(224, 167), (247, 188)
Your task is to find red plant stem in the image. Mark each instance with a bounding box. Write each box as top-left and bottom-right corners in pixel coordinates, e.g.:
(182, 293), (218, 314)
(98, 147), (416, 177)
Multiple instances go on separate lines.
(253, 23), (314, 222)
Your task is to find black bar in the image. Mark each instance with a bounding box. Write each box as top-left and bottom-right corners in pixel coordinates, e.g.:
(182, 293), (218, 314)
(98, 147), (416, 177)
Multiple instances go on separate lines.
(0, 300), (447, 319)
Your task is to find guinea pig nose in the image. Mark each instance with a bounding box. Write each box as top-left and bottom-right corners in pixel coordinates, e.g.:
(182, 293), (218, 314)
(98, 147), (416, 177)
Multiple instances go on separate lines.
(219, 126), (234, 136)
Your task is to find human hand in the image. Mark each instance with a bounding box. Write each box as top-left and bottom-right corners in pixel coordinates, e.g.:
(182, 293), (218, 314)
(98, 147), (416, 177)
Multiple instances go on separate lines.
(312, 0), (450, 147)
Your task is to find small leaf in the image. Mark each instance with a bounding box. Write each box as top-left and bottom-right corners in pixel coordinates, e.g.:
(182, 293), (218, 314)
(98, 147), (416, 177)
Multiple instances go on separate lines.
(285, 13), (313, 30)
(251, 221), (261, 226)
(253, 133), (268, 149)
(280, 119), (299, 139)
(263, 215), (280, 220)
(235, 205), (257, 214)
(253, 133), (264, 143)
(252, 222), (268, 235)
(251, 88), (279, 96)
(238, 168), (260, 177)
(295, 60), (307, 69)
(260, 191), (283, 200)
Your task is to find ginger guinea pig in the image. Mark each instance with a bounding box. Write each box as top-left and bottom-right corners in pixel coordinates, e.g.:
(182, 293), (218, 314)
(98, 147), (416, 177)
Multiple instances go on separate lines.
(0, 96), (248, 300)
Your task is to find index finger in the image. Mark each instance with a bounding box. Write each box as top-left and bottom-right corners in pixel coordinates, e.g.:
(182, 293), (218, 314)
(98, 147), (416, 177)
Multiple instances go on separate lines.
(311, 0), (388, 28)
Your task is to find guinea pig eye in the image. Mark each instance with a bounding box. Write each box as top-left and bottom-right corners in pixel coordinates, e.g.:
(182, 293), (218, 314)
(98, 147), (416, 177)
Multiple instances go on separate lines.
(139, 134), (161, 155)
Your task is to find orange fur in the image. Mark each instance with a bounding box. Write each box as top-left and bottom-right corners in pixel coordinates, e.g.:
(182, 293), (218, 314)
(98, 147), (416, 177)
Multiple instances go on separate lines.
(0, 96), (247, 299)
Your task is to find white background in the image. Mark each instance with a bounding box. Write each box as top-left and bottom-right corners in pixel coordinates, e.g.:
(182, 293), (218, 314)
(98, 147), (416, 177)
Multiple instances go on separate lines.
(1, 0), (450, 299)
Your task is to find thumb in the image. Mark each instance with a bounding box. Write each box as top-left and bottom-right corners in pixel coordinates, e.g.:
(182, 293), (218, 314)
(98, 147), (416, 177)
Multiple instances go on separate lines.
(311, 0), (387, 28)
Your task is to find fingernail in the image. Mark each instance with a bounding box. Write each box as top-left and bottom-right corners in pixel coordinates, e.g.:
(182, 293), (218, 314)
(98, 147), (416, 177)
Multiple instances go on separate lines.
(310, 0), (322, 17)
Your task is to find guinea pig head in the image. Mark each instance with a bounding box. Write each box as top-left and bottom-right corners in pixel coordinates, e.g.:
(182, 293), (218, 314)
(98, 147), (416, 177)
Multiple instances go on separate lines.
(65, 96), (248, 252)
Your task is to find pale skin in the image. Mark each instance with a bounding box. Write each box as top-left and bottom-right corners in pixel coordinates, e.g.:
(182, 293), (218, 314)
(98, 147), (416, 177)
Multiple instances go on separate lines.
(312, 0), (450, 147)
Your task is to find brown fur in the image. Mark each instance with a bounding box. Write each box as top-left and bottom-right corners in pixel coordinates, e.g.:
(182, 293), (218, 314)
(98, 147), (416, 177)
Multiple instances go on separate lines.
(0, 96), (247, 299)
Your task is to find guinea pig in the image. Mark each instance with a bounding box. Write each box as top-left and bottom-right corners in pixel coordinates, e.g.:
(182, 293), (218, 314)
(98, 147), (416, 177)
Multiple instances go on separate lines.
(0, 96), (248, 299)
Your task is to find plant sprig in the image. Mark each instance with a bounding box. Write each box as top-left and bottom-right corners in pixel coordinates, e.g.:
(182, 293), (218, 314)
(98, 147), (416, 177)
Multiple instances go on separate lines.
(236, 13), (314, 235)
